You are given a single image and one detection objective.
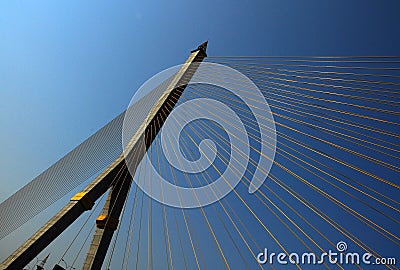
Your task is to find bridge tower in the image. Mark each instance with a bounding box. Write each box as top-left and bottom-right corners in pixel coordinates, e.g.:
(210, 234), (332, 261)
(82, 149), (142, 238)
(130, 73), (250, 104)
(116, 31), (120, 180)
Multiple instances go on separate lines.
(0, 41), (208, 270)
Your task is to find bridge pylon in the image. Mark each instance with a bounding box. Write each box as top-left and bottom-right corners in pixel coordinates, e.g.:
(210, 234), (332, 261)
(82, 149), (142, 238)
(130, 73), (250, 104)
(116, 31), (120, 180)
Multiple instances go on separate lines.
(0, 41), (208, 270)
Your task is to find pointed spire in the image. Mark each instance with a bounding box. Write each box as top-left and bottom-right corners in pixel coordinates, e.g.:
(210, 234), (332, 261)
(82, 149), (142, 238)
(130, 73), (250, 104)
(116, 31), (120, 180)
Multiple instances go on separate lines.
(42, 253), (50, 265)
(191, 40), (208, 56)
(36, 253), (50, 270)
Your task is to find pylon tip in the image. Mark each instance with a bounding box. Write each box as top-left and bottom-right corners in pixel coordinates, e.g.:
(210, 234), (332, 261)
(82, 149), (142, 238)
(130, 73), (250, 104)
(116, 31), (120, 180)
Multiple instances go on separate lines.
(191, 40), (208, 56)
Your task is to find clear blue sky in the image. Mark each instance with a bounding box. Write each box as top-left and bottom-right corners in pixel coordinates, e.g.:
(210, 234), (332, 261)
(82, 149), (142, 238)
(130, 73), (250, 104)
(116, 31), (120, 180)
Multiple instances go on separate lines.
(0, 1), (399, 269)
(1, 0), (399, 197)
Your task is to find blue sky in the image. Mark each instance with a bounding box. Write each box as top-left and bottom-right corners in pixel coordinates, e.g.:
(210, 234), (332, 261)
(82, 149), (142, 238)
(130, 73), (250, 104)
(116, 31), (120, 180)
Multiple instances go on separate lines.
(1, 1), (399, 269)
(1, 0), (400, 197)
